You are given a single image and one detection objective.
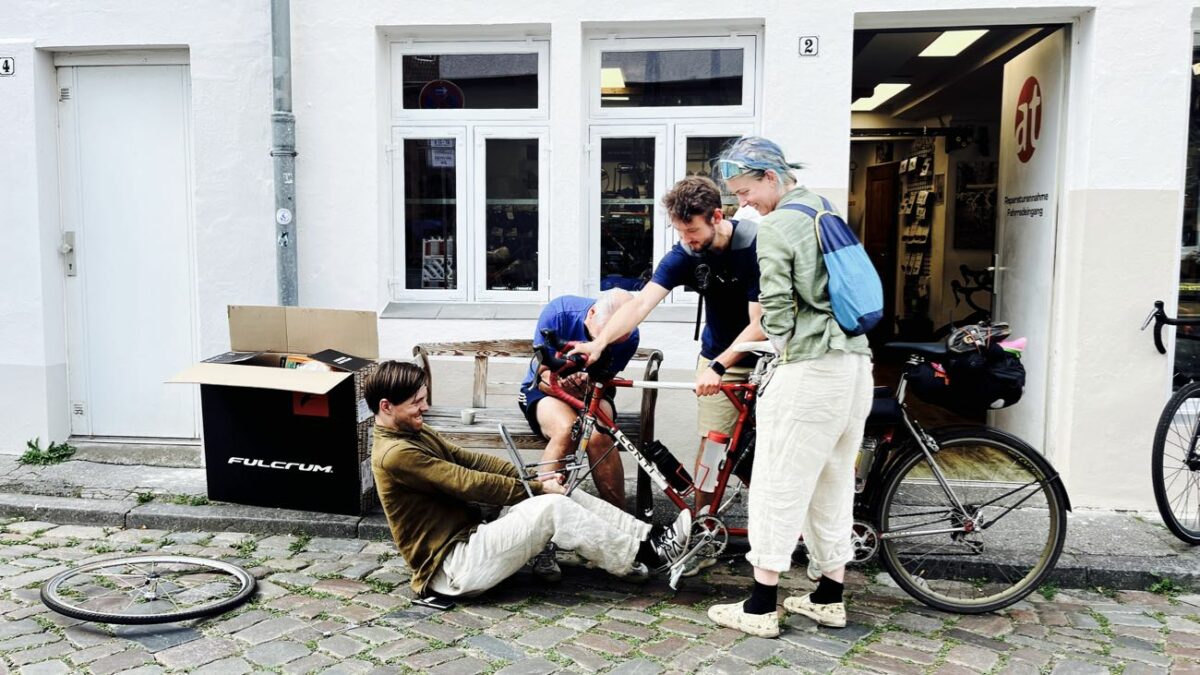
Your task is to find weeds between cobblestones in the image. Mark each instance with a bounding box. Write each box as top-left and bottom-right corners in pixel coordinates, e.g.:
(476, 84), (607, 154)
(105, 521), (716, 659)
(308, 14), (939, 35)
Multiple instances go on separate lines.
(0, 519), (1194, 674)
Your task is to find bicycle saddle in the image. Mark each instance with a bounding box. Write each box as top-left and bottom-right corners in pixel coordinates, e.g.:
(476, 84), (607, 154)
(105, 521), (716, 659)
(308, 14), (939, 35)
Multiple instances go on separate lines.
(885, 341), (949, 359)
(731, 340), (775, 355)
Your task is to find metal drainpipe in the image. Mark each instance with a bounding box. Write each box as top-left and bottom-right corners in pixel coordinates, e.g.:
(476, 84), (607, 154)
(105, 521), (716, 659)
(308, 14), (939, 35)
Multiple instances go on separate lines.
(271, 0), (298, 305)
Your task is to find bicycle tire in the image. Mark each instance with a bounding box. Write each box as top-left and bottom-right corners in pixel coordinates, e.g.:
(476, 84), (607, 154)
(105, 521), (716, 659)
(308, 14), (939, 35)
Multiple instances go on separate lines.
(877, 428), (1067, 614)
(1152, 381), (1200, 544)
(41, 555), (256, 624)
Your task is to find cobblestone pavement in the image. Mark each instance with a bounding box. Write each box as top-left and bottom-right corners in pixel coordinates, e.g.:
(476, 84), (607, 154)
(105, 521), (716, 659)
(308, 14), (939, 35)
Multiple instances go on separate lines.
(0, 520), (1198, 674)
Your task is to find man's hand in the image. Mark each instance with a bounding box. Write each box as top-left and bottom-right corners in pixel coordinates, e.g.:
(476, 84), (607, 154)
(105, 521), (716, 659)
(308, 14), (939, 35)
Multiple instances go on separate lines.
(560, 372), (589, 398)
(567, 340), (608, 365)
(540, 474), (567, 495)
(696, 366), (724, 397)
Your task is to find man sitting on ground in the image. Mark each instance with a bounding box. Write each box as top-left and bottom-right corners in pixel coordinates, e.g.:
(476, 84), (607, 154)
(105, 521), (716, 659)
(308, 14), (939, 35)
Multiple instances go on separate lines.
(367, 360), (691, 598)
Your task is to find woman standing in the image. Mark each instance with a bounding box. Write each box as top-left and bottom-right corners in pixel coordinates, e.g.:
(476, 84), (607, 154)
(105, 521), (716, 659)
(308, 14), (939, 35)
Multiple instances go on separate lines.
(707, 137), (874, 638)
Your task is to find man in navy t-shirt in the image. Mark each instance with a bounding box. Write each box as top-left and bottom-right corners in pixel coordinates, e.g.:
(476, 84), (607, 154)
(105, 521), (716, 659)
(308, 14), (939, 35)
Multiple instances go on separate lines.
(518, 290), (640, 513)
(570, 177), (766, 566)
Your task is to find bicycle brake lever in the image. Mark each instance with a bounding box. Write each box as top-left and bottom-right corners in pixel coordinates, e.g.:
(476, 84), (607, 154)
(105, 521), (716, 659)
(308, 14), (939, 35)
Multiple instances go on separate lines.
(1140, 308), (1157, 331)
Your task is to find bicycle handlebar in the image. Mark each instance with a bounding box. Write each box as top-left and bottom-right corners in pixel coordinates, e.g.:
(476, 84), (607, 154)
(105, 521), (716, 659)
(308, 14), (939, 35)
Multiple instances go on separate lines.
(1142, 300), (1200, 354)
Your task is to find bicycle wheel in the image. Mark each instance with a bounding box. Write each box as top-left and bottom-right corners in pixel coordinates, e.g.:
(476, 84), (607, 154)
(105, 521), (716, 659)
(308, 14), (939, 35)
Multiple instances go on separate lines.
(1152, 381), (1200, 544)
(877, 428), (1067, 614)
(41, 556), (256, 624)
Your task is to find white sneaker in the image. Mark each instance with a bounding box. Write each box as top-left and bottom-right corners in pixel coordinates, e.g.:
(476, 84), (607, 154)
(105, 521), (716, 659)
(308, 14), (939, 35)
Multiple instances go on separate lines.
(707, 601), (780, 638)
(783, 593), (846, 628)
(648, 510), (692, 569)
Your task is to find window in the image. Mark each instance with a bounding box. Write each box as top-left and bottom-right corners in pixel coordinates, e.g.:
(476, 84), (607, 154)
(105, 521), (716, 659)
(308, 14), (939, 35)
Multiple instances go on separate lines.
(401, 53), (539, 110)
(390, 39), (549, 302)
(589, 35), (757, 119)
(390, 41), (548, 120)
(601, 48), (744, 108)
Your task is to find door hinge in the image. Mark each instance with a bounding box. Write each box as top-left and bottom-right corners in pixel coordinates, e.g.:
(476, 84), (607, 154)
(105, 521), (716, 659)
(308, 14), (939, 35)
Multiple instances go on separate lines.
(59, 87), (70, 102)
(71, 402), (85, 416)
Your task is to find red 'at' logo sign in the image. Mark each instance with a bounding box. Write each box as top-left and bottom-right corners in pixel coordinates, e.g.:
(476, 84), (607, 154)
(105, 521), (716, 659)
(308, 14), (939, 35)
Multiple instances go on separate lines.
(1014, 76), (1043, 163)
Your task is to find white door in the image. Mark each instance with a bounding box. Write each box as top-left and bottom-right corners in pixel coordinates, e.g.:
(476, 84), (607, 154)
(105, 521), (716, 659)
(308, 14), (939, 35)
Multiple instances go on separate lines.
(992, 30), (1067, 449)
(59, 64), (198, 439)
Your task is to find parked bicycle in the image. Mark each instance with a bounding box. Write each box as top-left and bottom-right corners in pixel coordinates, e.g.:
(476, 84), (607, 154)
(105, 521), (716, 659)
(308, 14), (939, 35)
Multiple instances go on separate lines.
(1143, 300), (1200, 544)
(503, 328), (1069, 614)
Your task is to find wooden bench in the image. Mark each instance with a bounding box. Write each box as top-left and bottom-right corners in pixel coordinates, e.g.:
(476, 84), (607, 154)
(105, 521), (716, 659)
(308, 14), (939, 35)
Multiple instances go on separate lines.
(413, 339), (663, 514)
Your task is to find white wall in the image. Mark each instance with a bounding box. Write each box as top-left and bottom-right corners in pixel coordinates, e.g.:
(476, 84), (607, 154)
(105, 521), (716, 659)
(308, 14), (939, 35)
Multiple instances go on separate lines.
(0, 1), (275, 452)
(1, 0), (1195, 513)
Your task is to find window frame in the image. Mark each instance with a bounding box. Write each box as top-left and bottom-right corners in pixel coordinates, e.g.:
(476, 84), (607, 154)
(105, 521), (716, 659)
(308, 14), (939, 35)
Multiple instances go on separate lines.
(390, 39), (550, 122)
(390, 126), (470, 301)
(585, 35), (758, 120)
(588, 124), (668, 297)
(472, 126), (551, 302)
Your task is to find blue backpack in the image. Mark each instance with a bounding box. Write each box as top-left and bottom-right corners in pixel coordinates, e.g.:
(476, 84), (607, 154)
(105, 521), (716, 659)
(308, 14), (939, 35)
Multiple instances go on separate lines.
(781, 199), (884, 336)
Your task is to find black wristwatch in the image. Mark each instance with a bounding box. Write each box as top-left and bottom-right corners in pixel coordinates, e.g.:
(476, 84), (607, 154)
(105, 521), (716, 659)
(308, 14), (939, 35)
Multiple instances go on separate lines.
(708, 360), (727, 376)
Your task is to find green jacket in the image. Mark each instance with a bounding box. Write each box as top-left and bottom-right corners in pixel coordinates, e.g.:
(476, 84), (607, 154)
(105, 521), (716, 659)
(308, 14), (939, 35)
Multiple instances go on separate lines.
(757, 186), (872, 363)
(371, 424), (544, 593)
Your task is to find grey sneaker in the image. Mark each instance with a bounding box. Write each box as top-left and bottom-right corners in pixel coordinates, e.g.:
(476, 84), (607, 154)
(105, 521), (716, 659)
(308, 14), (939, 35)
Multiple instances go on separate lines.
(648, 510), (693, 569)
(620, 561), (651, 583)
(532, 550), (562, 583)
(681, 555), (718, 578)
(707, 601), (780, 638)
(784, 593), (847, 628)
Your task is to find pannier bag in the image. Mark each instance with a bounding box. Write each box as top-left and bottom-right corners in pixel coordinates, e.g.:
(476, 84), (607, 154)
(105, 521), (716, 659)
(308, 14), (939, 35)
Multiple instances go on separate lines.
(908, 324), (1026, 415)
(781, 199), (884, 336)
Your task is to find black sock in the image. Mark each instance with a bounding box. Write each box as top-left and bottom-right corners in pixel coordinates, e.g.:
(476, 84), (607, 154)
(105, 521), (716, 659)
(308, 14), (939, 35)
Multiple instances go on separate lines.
(810, 575), (844, 605)
(635, 539), (657, 567)
(742, 581), (777, 615)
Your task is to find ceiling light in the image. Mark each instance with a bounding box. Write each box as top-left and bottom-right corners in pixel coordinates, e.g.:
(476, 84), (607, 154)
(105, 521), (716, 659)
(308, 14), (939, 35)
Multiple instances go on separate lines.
(850, 83), (911, 112)
(919, 29), (988, 57)
(600, 67), (626, 90)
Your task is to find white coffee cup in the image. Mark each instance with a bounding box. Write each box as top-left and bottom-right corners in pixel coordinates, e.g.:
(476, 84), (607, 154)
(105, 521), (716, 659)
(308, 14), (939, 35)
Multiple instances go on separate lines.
(460, 409), (476, 425)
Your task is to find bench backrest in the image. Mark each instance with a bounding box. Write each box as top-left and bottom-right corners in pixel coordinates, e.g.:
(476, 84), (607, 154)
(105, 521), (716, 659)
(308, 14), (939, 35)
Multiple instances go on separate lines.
(413, 339), (663, 441)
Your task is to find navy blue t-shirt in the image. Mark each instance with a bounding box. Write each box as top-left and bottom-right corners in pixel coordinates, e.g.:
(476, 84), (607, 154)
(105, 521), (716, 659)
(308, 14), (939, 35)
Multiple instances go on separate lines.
(650, 220), (760, 361)
(519, 295), (641, 407)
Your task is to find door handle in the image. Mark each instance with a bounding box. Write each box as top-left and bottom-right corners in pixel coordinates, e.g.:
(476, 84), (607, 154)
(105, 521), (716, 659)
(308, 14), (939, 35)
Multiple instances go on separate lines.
(60, 231), (77, 277)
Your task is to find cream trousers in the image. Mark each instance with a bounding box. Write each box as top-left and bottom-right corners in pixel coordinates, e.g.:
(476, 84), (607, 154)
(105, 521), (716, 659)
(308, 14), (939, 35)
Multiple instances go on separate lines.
(746, 351), (873, 574)
(428, 490), (650, 597)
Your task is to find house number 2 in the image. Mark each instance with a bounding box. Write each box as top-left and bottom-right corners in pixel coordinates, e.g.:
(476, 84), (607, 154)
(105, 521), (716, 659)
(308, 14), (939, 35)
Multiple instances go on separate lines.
(799, 37), (819, 56)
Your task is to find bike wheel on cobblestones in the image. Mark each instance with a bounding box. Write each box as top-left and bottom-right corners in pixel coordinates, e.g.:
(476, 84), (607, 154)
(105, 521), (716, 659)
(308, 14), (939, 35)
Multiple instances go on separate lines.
(1152, 381), (1200, 545)
(40, 555), (256, 624)
(877, 428), (1067, 614)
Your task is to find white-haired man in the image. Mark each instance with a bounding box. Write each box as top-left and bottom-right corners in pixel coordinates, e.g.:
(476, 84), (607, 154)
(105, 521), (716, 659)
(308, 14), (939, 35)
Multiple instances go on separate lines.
(518, 290), (638, 514)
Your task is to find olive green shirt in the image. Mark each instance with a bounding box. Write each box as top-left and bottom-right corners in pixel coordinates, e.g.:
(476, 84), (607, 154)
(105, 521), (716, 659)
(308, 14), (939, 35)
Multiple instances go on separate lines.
(757, 186), (872, 363)
(371, 424), (544, 594)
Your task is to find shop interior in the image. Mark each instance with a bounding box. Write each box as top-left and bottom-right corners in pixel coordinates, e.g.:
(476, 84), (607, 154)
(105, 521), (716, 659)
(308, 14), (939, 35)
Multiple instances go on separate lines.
(849, 24), (1062, 421)
(849, 25), (1059, 350)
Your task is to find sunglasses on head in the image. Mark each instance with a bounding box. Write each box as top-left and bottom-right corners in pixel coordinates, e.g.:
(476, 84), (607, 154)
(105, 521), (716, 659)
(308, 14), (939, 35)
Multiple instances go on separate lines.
(714, 159), (751, 180)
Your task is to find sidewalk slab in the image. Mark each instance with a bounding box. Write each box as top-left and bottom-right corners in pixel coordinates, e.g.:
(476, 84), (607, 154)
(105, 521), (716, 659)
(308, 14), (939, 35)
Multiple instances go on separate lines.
(0, 493), (131, 526)
(126, 502), (360, 537)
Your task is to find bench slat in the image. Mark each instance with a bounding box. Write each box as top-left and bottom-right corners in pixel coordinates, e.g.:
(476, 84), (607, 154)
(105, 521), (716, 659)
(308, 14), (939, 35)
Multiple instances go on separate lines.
(424, 406), (642, 450)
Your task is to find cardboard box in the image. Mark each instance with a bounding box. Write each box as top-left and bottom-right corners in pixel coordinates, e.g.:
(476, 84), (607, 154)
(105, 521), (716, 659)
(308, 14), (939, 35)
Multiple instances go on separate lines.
(171, 306), (380, 516)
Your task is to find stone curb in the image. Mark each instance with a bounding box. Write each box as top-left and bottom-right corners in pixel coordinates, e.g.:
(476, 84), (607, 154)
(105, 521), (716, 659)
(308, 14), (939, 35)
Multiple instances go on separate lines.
(0, 488), (1197, 592)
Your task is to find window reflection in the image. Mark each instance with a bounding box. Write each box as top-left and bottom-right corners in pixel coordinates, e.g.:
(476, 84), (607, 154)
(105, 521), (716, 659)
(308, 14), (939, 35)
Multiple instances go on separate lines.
(600, 49), (743, 108)
(485, 139), (539, 291)
(599, 138), (655, 290)
(402, 54), (538, 109)
(404, 139), (457, 290)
